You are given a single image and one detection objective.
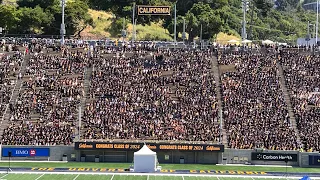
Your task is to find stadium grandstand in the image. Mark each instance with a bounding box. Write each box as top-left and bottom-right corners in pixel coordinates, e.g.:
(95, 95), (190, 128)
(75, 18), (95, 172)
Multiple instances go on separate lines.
(0, 40), (319, 152)
(0, 39), (320, 180)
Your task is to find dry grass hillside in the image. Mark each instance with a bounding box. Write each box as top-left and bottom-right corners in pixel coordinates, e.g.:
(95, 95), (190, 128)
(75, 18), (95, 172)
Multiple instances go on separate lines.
(0, 1), (240, 41)
(81, 9), (172, 41)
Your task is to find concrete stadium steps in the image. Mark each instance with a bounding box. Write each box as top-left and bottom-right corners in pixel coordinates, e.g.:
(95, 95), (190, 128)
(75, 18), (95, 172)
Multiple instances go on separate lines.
(78, 64), (93, 140)
(211, 55), (227, 146)
(276, 62), (301, 146)
(0, 54), (30, 138)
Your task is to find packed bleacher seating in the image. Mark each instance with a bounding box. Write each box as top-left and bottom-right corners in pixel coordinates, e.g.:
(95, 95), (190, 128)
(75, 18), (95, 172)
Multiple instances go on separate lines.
(219, 53), (299, 150)
(0, 52), (22, 118)
(1, 50), (88, 145)
(1, 40), (319, 150)
(82, 50), (221, 142)
(280, 52), (320, 151)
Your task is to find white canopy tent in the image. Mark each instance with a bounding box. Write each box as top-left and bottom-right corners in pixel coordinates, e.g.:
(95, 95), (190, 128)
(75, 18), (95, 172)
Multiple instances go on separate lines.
(227, 39), (239, 44)
(242, 39), (252, 43)
(262, 39), (275, 45)
(134, 145), (157, 173)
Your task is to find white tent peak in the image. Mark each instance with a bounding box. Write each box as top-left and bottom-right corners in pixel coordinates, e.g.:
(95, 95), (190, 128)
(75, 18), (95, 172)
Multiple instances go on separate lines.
(262, 39), (275, 45)
(134, 144), (158, 172)
(134, 144), (156, 155)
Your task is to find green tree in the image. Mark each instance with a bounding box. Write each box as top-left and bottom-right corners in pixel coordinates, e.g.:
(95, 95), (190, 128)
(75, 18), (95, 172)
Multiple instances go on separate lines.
(0, 5), (19, 33)
(108, 17), (128, 37)
(254, 0), (273, 16)
(16, 6), (52, 34)
(64, 0), (93, 36)
(184, 2), (223, 41)
(17, 0), (60, 9)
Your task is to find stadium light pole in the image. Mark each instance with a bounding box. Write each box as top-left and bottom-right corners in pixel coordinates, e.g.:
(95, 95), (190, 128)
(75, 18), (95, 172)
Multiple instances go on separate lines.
(174, 3), (177, 49)
(122, 17), (126, 43)
(182, 18), (186, 43)
(241, 0), (249, 40)
(60, 0), (66, 45)
(308, 21), (310, 37)
(200, 24), (202, 50)
(316, 0), (319, 44)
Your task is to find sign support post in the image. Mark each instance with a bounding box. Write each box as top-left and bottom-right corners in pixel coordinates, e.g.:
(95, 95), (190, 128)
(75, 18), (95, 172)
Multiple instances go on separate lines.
(7, 151), (12, 173)
(317, 0), (319, 44)
(132, 3), (136, 43)
(60, 0), (66, 45)
(182, 18), (186, 43)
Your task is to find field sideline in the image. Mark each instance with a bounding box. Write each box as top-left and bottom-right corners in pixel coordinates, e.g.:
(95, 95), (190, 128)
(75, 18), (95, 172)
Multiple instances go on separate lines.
(0, 162), (319, 173)
(0, 171), (319, 180)
(0, 162), (318, 180)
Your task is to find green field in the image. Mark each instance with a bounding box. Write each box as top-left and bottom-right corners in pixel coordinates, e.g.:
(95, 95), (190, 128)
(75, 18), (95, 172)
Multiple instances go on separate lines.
(0, 162), (317, 180)
(0, 162), (318, 173)
(0, 174), (310, 180)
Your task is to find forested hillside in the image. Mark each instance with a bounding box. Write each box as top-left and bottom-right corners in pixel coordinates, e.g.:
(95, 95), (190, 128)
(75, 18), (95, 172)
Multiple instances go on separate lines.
(0, 0), (317, 42)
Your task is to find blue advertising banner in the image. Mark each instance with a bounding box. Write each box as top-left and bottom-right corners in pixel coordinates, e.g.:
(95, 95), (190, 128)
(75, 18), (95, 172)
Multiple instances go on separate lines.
(2, 148), (50, 157)
(309, 155), (320, 166)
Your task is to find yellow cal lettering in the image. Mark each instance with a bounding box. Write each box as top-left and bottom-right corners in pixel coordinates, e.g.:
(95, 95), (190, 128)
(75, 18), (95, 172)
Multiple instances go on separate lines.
(69, 168), (77, 171)
(229, 171), (235, 174)
(190, 170), (196, 173)
(169, 170), (175, 173)
(161, 169), (168, 173)
(100, 168), (107, 172)
(200, 170), (206, 173)
(38, 168), (47, 171)
(92, 168), (99, 171)
(117, 169), (124, 172)
(260, 172), (267, 174)
(47, 168), (55, 171)
(245, 171), (254, 174)
(31, 168), (37, 171)
(237, 171), (245, 174)
(78, 168), (85, 171)
(108, 169), (116, 172)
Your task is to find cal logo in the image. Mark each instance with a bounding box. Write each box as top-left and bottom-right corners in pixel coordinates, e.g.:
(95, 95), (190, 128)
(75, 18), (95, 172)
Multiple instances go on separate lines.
(30, 149), (36, 156)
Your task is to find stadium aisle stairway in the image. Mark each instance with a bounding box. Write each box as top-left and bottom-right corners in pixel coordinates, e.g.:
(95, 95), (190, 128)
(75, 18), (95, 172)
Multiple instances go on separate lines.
(276, 61), (301, 146)
(0, 54), (30, 137)
(77, 62), (93, 140)
(211, 55), (227, 145)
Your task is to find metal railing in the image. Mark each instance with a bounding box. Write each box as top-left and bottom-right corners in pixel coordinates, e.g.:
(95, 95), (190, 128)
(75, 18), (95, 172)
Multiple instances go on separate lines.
(76, 138), (223, 145)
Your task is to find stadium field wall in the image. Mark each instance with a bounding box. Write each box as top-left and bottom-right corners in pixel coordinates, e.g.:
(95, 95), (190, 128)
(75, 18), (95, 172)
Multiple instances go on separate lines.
(1, 146), (320, 167)
(0, 146), (74, 161)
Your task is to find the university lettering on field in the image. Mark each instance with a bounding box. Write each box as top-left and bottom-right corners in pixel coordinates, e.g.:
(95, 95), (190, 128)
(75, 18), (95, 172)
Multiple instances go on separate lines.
(29, 167), (267, 174)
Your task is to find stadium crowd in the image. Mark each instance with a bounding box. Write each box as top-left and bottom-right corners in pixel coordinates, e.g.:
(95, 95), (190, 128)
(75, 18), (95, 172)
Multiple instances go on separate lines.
(280, 52), (320, 151)
(0, 40), (319, 151)
(219, 53), (299, 150)
(82, 50), (221, 142)
(1, 50), (88, 145)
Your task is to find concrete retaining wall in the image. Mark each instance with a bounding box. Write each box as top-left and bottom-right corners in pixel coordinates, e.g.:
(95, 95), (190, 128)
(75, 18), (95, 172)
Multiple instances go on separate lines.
(1, 145), (319, 168)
